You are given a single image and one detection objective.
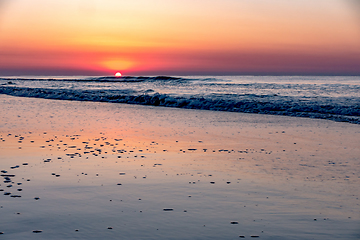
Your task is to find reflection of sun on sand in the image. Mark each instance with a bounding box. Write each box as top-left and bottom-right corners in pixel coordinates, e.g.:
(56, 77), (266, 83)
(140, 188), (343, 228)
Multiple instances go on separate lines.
(0, 94), (359, 239)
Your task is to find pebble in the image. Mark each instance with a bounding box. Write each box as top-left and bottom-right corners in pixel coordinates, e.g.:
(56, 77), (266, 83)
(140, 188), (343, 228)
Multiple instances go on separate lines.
(230, 222), (239, 224)
(163, 208), (174, 211)
(34, 197), (40, 200)
(10, 195), (21, 198)
(32, 230), (43, 233)
(1, 174), (15, 177)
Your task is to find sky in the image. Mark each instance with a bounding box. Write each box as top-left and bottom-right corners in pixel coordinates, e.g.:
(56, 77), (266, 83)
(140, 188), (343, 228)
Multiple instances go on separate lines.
(0, 0), (359, 76)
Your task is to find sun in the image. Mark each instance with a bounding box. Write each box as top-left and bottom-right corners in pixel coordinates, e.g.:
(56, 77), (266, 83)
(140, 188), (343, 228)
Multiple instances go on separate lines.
(115, 72), (122, 77)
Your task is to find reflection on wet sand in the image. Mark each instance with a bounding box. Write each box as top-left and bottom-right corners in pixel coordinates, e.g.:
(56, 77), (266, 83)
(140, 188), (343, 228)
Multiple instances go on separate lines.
(0, 95), (359, 239)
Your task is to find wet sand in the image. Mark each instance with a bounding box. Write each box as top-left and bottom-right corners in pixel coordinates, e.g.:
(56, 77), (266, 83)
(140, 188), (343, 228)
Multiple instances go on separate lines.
(0, 94), (359, 239)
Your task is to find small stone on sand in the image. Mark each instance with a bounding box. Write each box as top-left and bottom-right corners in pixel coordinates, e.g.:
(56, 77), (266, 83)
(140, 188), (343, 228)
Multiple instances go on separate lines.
(163, 208), (174, 211)
(10, 195), (21, 198)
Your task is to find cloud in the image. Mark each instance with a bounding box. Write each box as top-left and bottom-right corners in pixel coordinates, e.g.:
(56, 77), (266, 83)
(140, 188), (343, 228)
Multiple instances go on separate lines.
(0, 0), (10, 10)
(346, 0), (360, 23)
(0, 0), (10, 22)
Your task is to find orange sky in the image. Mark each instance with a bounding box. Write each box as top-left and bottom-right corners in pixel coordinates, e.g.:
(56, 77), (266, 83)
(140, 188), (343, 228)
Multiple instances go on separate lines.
(0, 0), (359, 76)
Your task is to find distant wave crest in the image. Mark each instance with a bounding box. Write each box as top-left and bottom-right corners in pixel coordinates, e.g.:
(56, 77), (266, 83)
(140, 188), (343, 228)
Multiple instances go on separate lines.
(0, 75), (185, 83)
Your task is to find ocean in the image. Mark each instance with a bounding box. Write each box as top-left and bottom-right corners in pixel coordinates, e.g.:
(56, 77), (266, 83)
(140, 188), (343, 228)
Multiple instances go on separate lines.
(1, 75), (359, 124)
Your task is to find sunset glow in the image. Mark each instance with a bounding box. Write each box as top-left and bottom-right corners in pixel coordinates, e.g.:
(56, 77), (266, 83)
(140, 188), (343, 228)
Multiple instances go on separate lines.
(0, 0), (359, 76)
(115, 72), (122, 77)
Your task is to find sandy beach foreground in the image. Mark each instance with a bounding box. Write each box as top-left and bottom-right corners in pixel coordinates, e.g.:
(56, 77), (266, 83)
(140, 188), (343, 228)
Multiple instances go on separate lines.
(0, 94), (359, 240)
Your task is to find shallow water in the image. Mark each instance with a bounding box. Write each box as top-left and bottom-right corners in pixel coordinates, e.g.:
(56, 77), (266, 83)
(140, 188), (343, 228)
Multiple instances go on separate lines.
(0, 95), (359, 239)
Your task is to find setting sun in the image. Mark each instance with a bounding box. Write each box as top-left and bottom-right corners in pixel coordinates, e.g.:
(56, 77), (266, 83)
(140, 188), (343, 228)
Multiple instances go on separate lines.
(115, 72), (122, 77)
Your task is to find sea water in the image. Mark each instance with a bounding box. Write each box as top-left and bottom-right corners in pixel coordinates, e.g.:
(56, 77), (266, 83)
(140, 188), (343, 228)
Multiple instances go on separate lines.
(0, 75), (359, 124)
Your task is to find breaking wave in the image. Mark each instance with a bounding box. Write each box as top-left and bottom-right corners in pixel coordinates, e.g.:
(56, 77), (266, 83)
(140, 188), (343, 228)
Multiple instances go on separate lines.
(0, 75), (359, 124)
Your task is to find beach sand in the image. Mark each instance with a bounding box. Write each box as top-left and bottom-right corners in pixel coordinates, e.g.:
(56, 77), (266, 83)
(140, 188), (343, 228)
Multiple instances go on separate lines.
(0, 94), (359, 239)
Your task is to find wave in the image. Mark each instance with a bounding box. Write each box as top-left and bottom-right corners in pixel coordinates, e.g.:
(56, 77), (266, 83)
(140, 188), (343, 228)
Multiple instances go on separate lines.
(0, 85), (359, 124)
(0, 75), (185, 83)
